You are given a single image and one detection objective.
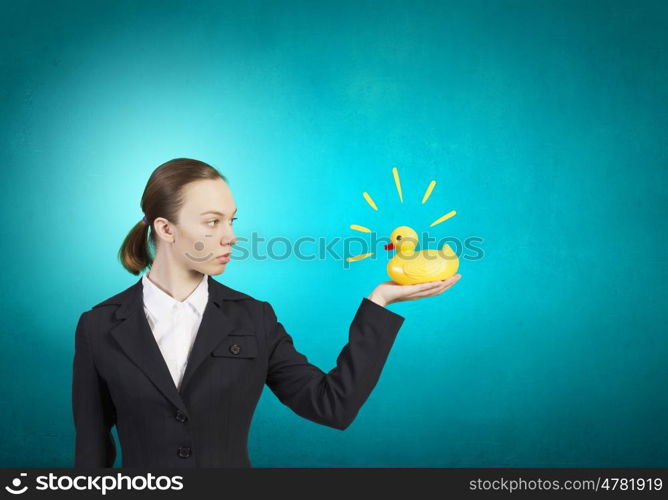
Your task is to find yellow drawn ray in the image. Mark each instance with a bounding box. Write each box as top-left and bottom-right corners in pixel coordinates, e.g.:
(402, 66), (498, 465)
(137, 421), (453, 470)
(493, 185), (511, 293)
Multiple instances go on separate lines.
(362, 192), (378, 211)
(430, 210), (457, 227)
(392, 167), (403, 203)
(350, 224), (373, 233)
(422, 180), (436, 204)
(346, 252), (375, 263)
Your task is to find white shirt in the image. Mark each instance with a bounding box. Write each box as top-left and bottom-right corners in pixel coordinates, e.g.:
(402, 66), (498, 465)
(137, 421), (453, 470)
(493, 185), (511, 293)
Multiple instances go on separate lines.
(141, 273), (209, 391)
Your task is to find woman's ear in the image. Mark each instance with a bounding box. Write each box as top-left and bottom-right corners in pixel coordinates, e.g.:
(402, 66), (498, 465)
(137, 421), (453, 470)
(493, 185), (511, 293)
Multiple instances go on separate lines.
(153, 217), (175, 244)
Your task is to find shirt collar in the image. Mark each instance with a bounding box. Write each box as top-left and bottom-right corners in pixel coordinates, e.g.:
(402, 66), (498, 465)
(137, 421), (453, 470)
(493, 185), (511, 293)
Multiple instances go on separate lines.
(142, 272), (209, 319)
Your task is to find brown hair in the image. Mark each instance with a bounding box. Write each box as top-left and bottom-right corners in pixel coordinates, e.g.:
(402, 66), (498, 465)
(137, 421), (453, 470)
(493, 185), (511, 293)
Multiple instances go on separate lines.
(118, 158), (228, 275)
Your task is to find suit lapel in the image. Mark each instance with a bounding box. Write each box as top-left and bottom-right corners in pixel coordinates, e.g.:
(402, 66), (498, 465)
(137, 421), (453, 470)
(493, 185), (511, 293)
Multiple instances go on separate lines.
(110, 292), (187, 411)
(107, 275), (243, 412)
(178, 297), (234, 395)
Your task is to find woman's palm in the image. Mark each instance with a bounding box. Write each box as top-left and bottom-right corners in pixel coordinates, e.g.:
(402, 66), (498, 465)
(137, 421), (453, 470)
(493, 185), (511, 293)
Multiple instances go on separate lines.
(373, 274), (462, 306)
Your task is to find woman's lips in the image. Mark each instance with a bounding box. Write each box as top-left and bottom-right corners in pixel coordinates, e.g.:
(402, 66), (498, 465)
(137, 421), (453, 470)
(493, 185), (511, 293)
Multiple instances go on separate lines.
(216, 254), (231, 263)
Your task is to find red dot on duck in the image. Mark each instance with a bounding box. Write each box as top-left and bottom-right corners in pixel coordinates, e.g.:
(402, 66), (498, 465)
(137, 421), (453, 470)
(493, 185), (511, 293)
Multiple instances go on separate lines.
(383, 225), (460, 285)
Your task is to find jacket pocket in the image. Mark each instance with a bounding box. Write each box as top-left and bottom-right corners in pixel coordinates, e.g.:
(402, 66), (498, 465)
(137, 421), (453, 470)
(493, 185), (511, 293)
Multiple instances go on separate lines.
(211, 334), (258, 359)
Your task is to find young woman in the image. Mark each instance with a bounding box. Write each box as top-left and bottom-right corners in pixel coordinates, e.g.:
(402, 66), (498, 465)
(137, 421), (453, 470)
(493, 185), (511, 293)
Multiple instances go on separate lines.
(72, 158), (461, 468)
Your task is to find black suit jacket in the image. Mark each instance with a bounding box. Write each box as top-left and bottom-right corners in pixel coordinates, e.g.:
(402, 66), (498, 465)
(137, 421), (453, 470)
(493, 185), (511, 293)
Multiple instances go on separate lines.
(72, 275), (405, 467)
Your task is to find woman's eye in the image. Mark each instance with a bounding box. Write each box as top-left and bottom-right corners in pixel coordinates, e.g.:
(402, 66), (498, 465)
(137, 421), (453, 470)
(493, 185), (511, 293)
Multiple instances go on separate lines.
(207, 217), (237, 227)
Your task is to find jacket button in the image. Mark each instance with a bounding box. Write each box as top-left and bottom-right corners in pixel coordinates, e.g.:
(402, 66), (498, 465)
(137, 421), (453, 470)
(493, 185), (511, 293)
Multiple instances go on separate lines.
(177, 446), (191, 458)
(229, 344), (241, 355)
(175, 410), (187, 423)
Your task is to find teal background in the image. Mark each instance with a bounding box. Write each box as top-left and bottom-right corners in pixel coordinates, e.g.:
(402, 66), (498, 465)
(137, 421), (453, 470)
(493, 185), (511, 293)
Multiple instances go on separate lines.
(1, 0), (666, 467)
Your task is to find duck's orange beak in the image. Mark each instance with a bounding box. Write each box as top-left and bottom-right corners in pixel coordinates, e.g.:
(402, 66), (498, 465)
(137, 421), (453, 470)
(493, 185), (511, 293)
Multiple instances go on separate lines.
(384, 243), (394, 250)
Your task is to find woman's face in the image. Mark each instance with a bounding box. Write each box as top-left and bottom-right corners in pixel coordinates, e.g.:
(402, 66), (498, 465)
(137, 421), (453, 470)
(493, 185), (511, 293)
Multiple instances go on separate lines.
(157, 177), (238, 276)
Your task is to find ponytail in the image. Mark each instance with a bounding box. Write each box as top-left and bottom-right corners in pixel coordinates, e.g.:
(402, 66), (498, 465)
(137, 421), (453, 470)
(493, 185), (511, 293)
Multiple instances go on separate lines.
(118, 219), (153, 275)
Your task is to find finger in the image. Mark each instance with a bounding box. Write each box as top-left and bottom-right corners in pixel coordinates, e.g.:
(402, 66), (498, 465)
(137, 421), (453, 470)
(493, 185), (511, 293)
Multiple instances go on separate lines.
(416, 276), (461, 297)
(410, 279), (450, 293)
(399, 283), (423, 293)
(431, 277), (456, 289)
(406, 282), (441, 294)
(441, 275), (460, 287)
(436, 279), (460, 294)
(407, 286), (447, 299)
(403, 277), (459, 297)
(417, 283), (445, 295)
(431, 276), (458, 287)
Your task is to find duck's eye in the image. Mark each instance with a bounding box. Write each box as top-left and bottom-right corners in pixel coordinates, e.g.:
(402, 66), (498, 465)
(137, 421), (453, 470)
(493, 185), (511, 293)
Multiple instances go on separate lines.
(397, 235), (402, 240)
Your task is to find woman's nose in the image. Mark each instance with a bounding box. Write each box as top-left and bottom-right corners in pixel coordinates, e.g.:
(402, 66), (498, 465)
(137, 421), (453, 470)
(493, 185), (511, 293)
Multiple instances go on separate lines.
(224, 226), (237, 246)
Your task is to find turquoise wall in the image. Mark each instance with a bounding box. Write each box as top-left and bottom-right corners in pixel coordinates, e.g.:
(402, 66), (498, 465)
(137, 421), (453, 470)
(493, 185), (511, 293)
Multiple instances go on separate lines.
(1, 0), (666, 466)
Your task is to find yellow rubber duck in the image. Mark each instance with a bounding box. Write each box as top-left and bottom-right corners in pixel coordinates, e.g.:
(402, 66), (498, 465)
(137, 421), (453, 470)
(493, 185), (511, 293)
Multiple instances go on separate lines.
(383, 225), (460, 285)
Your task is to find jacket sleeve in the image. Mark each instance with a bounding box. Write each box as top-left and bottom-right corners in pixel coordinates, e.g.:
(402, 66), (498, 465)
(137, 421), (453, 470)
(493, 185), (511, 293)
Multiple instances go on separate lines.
(72, 311), (117, 467)
(263, 297), (405, 430)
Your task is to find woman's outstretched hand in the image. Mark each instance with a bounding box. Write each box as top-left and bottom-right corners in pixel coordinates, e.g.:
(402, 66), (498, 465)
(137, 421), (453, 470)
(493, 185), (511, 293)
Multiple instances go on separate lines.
(367, 274), (462, 307)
